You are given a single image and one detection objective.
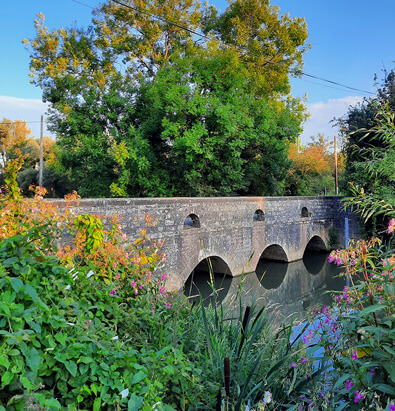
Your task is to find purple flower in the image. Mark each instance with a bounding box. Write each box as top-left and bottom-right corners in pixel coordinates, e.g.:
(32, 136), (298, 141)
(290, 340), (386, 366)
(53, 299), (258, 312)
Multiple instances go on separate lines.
(370, 369), (375, 377)
(301, 357), (307, 364)
(354, 391), (364, 403)
(346, 380), (353, 390)
(389, 405), (395, 411)
(166, 303), (172, 309)
(291, 361), (296, 369)
(352, 350), (358, 360)
(110, 289), (116, 296)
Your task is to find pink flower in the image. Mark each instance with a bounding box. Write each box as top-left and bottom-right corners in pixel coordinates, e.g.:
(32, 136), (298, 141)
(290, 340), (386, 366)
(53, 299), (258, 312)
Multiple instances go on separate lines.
(139, 283), (143, 289)
(131, 281), (136, 287)
(388, 219), (395, 234)
(354, 391), (364, 403)
(151, 306), (155, 312)
(166, 303), (172, 309)
(113, 262), (117, 269)
(352, 350), (358, 360)
(346, 380), (353, 390)
(389, 404), (395, 411)
(110, 289), (116, 296)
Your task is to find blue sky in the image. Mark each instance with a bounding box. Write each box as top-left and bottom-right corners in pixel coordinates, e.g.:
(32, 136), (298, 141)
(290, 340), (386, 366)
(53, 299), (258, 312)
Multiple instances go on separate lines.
(1, 0), (394, 142)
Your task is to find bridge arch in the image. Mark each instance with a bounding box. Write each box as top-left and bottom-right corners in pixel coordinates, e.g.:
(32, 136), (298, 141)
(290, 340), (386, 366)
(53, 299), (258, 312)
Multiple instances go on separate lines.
(260, 244), (288, 262)
(303, 235), (328, 275)
(184, 213), (200, 228)
(183, 255), (232, 305)
(253, 209), (265, 222)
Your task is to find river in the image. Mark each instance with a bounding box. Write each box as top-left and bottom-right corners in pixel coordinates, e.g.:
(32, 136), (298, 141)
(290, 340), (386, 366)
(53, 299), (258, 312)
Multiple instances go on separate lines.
(183, 250), (344, 325)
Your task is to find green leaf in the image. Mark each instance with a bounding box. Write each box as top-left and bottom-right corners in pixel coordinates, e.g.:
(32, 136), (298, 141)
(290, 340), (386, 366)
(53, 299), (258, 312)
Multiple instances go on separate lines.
(128, 393), (144, 411)
(358, 304), (384, 316)
(1, 371), (14, 387)
(45, 398), (62, 409)
(21, 376), (35, 390)
(0, 353), (10, 370)
(25, 347), (41, 375)
(93, 398), (101, 411)
(372, 383), (395, 396)
(65, 360), (78, 377)
(10, 277), (24, 293)
(131, 370), (147, 385)
(55, 333), (67, 345)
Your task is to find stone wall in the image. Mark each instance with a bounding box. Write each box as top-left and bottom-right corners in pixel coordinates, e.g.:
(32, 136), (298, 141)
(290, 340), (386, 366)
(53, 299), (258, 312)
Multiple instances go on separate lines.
(51, 196), (359, 290)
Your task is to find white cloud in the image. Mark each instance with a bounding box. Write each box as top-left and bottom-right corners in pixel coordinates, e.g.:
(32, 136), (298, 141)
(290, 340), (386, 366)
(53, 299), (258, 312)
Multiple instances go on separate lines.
(300, 96), (365, 144)
(0, 96), (54, 139)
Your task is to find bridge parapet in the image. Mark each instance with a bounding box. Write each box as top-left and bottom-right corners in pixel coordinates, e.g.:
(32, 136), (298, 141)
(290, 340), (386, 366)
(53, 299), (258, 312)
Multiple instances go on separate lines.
(51, 196), (359, 290)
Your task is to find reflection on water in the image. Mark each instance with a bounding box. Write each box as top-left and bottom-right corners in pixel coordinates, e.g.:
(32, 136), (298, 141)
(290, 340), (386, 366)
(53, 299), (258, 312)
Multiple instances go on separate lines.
(183, 251), (345, 324)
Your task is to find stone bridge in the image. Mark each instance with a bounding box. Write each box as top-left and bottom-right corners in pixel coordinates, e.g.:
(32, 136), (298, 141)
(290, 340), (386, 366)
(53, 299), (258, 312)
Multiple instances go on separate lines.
(55, 196), (359, 290)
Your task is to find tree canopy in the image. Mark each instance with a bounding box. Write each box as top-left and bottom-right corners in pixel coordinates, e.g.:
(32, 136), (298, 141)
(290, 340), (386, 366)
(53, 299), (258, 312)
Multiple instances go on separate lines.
(24, 0), (309, 197)
(337, 70), (395, 235)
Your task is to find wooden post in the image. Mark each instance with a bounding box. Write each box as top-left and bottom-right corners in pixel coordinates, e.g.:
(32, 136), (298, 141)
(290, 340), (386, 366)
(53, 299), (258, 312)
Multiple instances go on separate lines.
(39, 115), (44, 187)
(334, 135), (338, 195)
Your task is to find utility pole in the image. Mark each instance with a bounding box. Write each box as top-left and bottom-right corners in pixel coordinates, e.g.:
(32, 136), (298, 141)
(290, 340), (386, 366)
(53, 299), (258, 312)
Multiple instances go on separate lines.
(334, 135), (338, 195)
(39, 115), (44, 187)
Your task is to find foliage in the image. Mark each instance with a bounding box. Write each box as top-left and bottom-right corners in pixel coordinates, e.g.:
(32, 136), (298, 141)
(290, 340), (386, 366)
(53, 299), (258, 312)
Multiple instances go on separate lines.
(297, 231), (395, 410)
(337, 70), (395, 235)
(0, 119), (32, 175)
(285, 133), (344, 196)
(24, 0), (309, 197)
(0, 157), (202, 410)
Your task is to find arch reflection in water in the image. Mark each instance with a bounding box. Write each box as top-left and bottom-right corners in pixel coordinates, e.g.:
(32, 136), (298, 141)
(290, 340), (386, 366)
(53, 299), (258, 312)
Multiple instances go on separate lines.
(183, 256), (232, 306)
(256, 244), (288, 289)
(303, 236), (328, 275)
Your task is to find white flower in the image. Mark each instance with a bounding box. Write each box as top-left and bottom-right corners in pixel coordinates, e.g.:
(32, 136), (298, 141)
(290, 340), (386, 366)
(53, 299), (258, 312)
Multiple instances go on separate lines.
(263, 391), (272, 404)
(120, 388), (129, 398)
(87, 270), (95, 278)
(112, 336), (119, 341)
(65, 285), (71, 290)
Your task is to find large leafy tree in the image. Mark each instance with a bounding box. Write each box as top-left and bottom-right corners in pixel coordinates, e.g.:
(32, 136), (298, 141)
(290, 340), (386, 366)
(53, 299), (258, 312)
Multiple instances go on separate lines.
(24, 0), (309, 197)
(337, 70), (395, 235)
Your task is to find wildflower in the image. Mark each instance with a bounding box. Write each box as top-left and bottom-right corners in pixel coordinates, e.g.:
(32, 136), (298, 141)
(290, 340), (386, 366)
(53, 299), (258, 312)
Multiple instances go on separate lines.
(352, 350), (358, 360)
(389, 405), (395, 411)
(291, 361), (296, 368)
(301, 357), (307, 364)
(139, 283), (143, 289)
(65, 285), (71, 290)
(151, 306), (155, 312)
(370, 369), (375, 377)
(110, 289), (116, 296)
(388, 219), (395, 234)
(130, 281), (136, 287)
(135, 290), (139, 296)
(166, 303), (172, 309)
(354, 391), (364, 403)
(112, 336), (119, 340)
(346, 380), (353, 390)
(263, 391), (272, 404)
(113, 262), (117, 269)
(87, 270), (95, 278)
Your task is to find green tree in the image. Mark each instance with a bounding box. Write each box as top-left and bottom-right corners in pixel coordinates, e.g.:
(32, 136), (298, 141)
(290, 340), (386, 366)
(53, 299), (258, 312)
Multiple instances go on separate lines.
(337, 70), (395, 235)
(24, 0), (309, 197)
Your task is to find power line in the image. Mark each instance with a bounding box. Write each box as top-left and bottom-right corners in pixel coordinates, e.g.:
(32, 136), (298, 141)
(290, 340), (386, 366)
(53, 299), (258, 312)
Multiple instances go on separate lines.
(74, 0), (375, 96)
